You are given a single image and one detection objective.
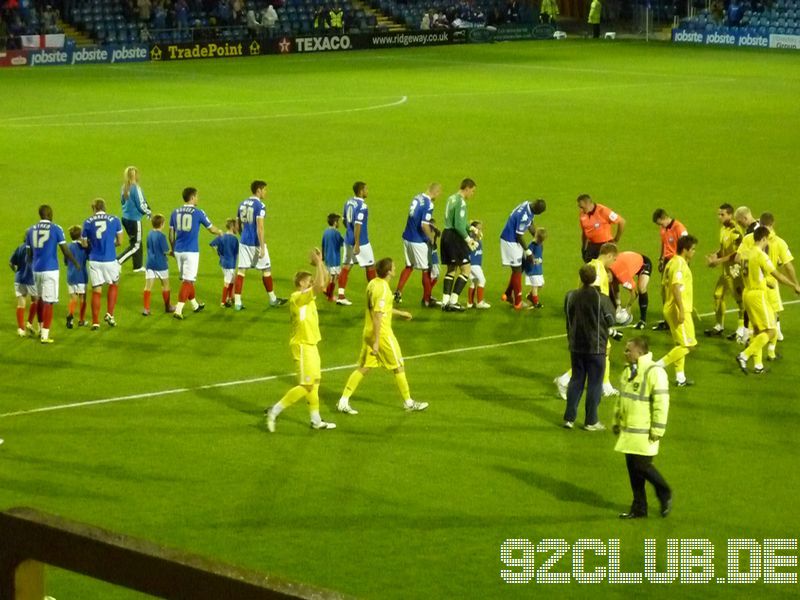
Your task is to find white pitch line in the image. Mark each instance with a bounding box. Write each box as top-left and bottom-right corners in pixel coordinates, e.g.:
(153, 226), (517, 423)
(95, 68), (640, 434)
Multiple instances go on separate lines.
(2, 300), (797, 419)
(2, 96), (408, 128)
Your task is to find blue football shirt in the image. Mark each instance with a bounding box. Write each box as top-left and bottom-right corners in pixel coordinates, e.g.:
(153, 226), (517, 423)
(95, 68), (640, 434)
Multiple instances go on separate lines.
(238, 197), (266, 247)
(82, 212), (123, 261)
(321, 227), (344, 268)
(66, 241), (89, 285)
(10, 243), (34, 285)
(170, 205), (212, 252)
(210, 233), (239, 269)
(343, 197), (369, 245)
(402, 193), (433, 244)
(25, 220), (66, 272)
(146, 230), (170, 271)
(500, 202), (534, 243)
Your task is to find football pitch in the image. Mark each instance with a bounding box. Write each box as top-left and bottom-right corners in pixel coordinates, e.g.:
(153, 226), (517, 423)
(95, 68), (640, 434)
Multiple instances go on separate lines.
(1, 40), (800, 599)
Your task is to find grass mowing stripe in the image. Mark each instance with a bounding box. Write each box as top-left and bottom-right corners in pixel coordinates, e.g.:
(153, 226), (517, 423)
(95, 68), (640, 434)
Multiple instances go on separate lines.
(3, 301), (795, 419)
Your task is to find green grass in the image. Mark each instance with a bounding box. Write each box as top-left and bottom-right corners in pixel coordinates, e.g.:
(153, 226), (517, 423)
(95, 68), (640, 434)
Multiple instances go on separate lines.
(1, 40), (799, 599)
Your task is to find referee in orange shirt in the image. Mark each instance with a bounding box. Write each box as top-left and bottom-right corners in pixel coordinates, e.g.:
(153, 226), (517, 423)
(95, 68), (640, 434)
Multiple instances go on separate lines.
(578, 194), (626, 263)
(652, 208), (688, 331)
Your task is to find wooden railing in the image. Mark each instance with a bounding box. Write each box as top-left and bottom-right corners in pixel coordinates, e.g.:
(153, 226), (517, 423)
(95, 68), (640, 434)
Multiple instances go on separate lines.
(0, 507), (347, 600)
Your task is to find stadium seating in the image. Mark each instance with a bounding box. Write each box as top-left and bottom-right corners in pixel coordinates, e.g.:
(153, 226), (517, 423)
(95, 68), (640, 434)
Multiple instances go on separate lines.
(678, 0), (800, 36)
(65, 0), (384, 45)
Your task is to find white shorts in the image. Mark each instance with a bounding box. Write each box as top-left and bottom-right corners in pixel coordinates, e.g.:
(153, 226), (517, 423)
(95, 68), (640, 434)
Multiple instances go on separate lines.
(526, 274), (545, 288)
(469, 265), (486, 287)
(344, 243), (375, 267)
(34, 270), (59, 303)
(146, 269), (169, 281)
(500, 239), (524, 267)
(14, 283), (36, 298)
(175, 251), (199, 282)
(403, 240), (430, 270)
(222, 268), (236, 284)
(430, 263), (440, 280)
(67, 283), (86, 295)
(326, 265), (341, 276)
(89, 260), (121, 287)
(237, 244), (271, 271)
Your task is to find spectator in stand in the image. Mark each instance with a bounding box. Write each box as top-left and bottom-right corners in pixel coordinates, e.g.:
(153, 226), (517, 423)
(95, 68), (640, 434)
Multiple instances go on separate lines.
(175, 0), (189, 33)
(246, 7), (260, 34)
(710, 0), (724, 23)
(137, 0), (151, 23)
(540, 0), (559, 25)
(313, 5), (329, 30)
(41, 5), (57, 33)
(420, 11), (430, 29)
(153, 0), (167, 29)
(329, 3), (343, 33)
(588, 0), (601, 37)
(232, 0), (244, 23)
(506, 0), (520, 22)
(727, 0), (743, 25)
(0, 16), (7, 51)
(262, 4), (277, 35)
(432, 11), (448, 28)
(487, 4), (504, 26)
(215, 0), (232, 25)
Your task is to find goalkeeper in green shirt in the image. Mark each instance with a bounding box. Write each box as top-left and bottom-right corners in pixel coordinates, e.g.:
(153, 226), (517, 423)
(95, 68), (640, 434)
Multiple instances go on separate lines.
(440, 178), (478, 312)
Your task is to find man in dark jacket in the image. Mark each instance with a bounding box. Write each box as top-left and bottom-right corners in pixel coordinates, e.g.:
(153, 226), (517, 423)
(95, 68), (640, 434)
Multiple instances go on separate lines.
(563, 264), (616, 430)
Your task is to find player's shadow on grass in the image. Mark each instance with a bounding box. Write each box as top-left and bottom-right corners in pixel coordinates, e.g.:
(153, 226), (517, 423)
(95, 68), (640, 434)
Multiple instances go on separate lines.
(10, 453), (191, 484)
(495, 464), (618, 511)
(453, 382), (558, 425)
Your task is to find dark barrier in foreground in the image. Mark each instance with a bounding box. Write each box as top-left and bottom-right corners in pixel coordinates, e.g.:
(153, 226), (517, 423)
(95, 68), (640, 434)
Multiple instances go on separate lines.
(0, 507), (347, 599)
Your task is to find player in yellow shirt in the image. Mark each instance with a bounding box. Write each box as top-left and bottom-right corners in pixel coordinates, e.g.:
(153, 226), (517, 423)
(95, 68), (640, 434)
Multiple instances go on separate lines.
(655, 235), (698, 386)
(760, 212), (797, 347)
(554, 242), (619, 399)
(736, 227), (800, 374)
(704, 203), (744, 339)
(337, 257), (428, 414)
(265, 249), (336, 432)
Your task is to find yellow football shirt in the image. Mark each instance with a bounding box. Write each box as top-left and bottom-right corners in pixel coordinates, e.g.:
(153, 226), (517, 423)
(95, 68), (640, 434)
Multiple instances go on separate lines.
(587, 258), (610, 296)
(719, 223), (742, 257)
(289, 288), (321, 346)
(766, 232), (793, 286)
(744, 248), (775, 292)
(664, 254), (693, 313)
(364, 277), (393, 340)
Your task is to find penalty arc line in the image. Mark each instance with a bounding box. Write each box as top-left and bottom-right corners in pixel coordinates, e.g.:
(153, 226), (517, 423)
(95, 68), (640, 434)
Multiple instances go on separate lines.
(2, 300), (797, 419)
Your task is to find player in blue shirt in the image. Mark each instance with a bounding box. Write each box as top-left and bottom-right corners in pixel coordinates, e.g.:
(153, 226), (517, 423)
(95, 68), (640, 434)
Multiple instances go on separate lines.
(499, 199), (546, 309)
(337, 181), (376, 305)
(117, 166), (152, 273)
(82, 198), (124, 330)
(143, 214), (175, 316)
(394, 183), (442, 306)
(522, 229), (547, 309)
(10, 235), (38, 337)
(233, 180), (287, 310)
(25, 205), (78, 343)
(467, 221), (491, 309)
(321, 213), (344, 301)
(65, 226), (89, 329)
(210, 218), (240, 307)
(169, 187), (223, 320)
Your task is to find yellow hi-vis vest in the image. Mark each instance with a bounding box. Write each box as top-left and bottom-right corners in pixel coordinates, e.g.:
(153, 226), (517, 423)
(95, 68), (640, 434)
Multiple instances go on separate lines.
(614, 352), (669, 456)
(330, 9), (343, 28)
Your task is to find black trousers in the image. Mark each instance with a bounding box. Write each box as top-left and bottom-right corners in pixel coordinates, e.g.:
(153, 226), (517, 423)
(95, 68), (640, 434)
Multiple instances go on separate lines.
(117, 218), (143, 269)
(625, 453), (671, 516)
